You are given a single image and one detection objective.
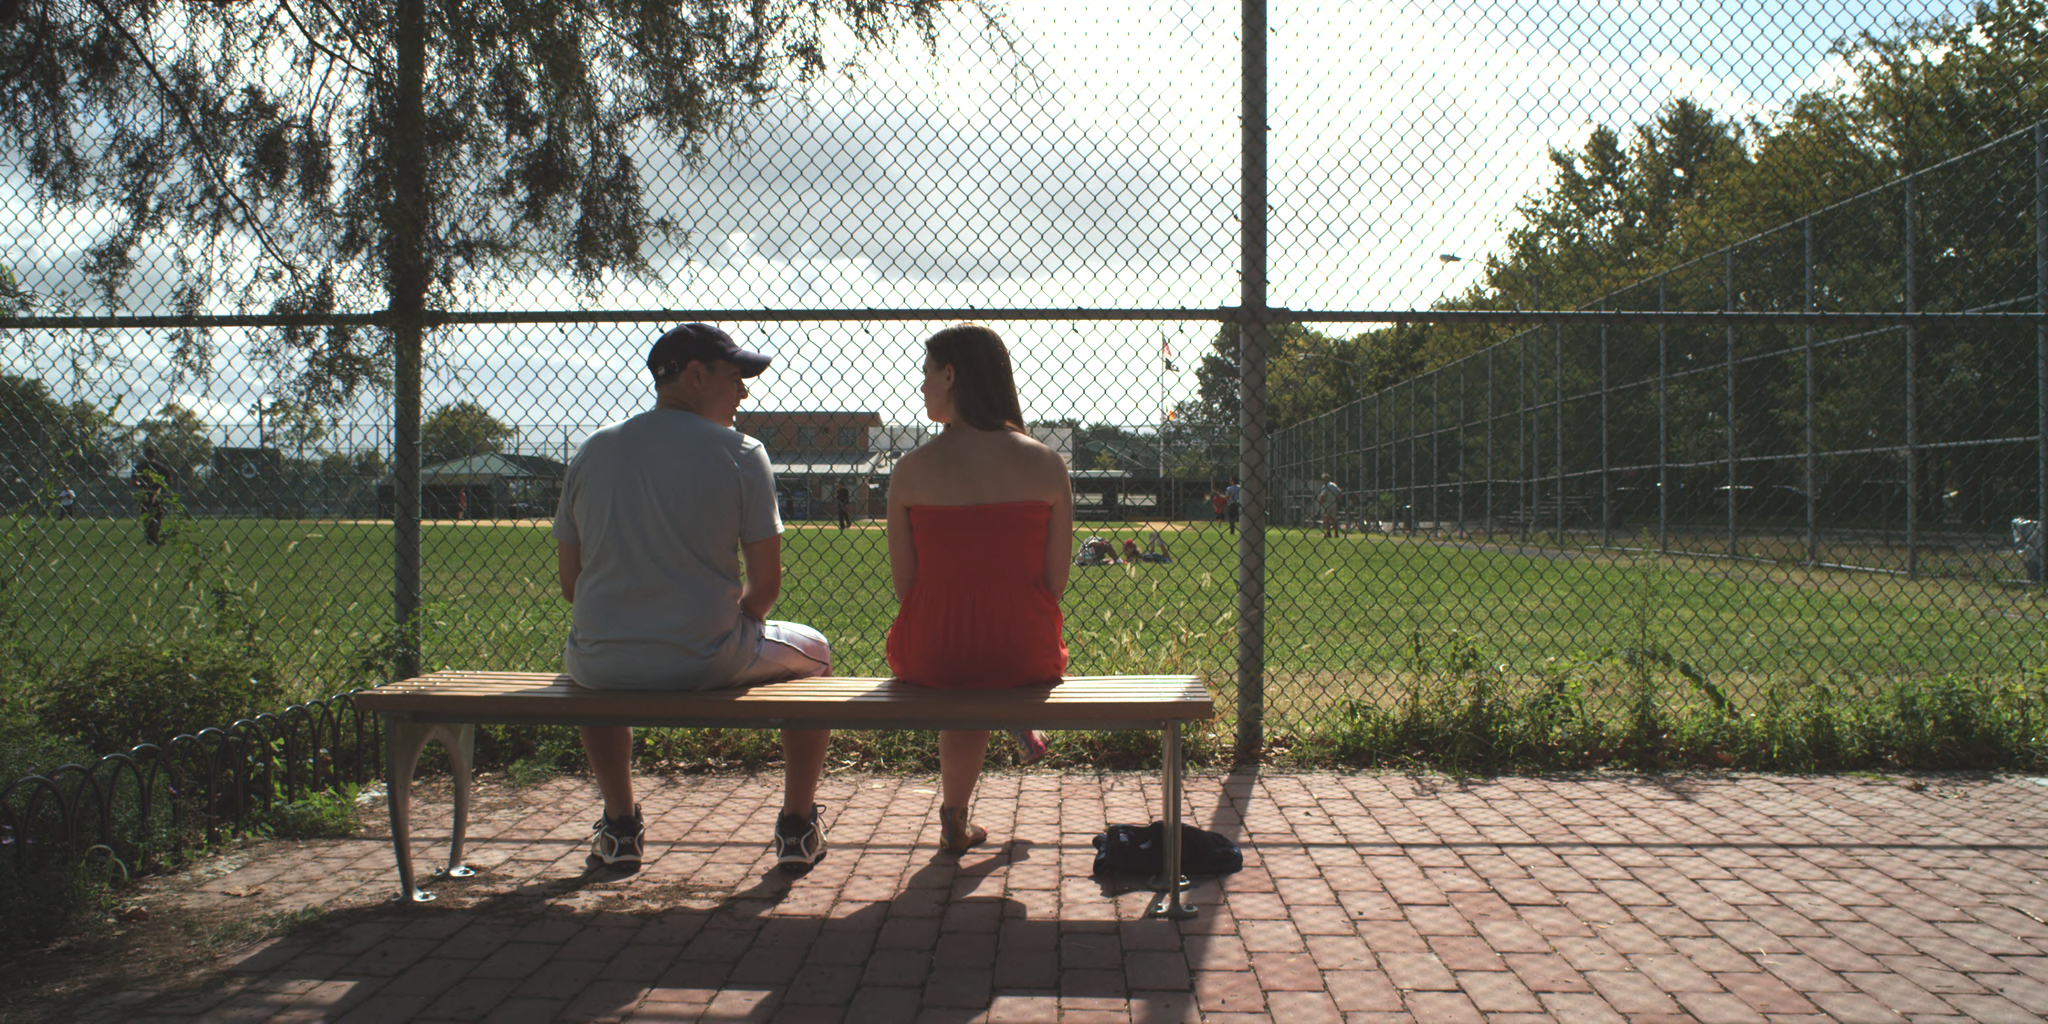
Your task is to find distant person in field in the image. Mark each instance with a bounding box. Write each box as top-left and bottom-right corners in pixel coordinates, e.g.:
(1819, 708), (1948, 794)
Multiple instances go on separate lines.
(886, 323), (1071, 855)
(553, 323), (834, 875)
(836, 482), (852, 530)
(1225, 477), (1241, 534)
(56, 484), (76, 519)
(1210, 488), (1227, 528)
(1122, 537), (1142, 563)
(1316, 474), (1342, 537)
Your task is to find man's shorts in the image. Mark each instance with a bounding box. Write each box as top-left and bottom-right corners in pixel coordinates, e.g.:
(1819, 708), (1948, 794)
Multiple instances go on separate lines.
(565, 618), (831, 691)
(733, 619), (833, 686)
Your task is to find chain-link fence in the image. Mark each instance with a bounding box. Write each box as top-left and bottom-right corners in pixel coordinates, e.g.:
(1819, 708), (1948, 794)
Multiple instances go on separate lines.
(1274, 120), (2048, 730)
(2, 0), (2043, 760)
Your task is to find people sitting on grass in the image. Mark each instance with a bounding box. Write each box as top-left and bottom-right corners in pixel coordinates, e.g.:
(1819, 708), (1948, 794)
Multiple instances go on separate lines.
(1115, 535), (1172, 563)
(1074, 536), (1119, 566)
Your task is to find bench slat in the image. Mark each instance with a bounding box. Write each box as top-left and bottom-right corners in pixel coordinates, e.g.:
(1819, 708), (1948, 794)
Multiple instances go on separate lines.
(355, 672), (1213, 727)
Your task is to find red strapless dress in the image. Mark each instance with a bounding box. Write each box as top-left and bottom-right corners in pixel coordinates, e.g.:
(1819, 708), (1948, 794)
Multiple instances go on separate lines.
(886, 501), (1068, 689)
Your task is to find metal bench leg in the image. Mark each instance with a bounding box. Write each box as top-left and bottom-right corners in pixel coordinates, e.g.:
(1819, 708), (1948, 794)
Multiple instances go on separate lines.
(445, 724), (478, 880)
(1149, 720), (1197, 919)
(384, 716), (476, 902)
(385, 714), (433, 902)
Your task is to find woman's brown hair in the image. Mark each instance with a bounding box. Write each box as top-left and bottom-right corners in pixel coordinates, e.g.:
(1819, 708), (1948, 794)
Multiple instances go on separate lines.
(925, 323), (1025, 433)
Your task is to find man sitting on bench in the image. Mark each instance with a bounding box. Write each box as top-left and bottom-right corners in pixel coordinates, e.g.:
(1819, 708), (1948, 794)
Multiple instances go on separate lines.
(553, 323), (834, 874)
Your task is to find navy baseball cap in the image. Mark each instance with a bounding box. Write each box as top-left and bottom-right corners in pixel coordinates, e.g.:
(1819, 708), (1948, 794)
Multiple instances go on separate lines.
(647, 323), (771, 380)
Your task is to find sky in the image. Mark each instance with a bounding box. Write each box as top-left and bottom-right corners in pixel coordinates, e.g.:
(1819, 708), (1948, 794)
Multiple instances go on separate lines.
(4, 0), (1973, 450)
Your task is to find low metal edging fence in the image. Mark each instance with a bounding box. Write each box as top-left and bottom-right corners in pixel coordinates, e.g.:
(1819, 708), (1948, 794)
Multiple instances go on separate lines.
(0, 690), (376, 881)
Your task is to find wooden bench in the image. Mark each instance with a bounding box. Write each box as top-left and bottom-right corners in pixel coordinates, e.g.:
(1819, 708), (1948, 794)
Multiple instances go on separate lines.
(354, 672), (1215, 917)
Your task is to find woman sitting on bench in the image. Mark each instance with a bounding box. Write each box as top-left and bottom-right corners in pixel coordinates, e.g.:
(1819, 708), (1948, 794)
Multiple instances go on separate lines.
(885, 323), (1074, 855)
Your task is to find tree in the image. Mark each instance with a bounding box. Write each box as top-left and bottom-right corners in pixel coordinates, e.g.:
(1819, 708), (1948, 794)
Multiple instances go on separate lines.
(1185, 323), (1388, 434)
(0, 1), (979, 412)
(1483, 97), (1750, 315)
(53, 400), (131, 478)
(1836, 0), (2048, 174)
(136, 403), (214, 482)
(422, 401), (515, 465)
(259, 397), (330, 458)
(0, 374), (60, 483)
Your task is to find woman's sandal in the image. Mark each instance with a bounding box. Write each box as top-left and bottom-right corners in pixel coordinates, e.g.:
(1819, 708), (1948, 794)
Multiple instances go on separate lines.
(1008, 729), (1049, 766)
(938, 805), (987, 855)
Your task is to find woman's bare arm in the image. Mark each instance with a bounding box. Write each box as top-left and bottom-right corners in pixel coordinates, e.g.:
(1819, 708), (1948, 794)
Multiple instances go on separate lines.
(1042, 450), (1073, 599)
(887, 455), (920, 601)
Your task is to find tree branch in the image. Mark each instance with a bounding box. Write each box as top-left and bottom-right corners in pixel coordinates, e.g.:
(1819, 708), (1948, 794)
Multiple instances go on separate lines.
(83, 0), (306, 292)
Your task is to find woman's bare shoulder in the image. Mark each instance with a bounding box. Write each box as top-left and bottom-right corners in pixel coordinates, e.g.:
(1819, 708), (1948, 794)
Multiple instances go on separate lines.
(890, 443), (938, 495)
(1015, 433), (1071, 483)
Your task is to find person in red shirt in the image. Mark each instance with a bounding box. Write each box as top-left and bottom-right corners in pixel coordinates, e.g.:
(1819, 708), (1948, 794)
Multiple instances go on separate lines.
(885, 324), (1072, 855)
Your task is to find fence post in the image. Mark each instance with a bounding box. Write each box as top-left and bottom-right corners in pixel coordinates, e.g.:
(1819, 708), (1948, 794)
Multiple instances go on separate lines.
(1431, 372), (1441, 529)
(1408, 376), (1418, 531)
(2037, 120), (2046, 587)
(1726, 248), (1738, 560)
(1905, 175), (1919, 578)
(1519, 334), (1529, 542)
(1659, 276), (1669, 555)
(1370, 393), (1380, 526)
(389, 0), (428, 680)
(1600, 315), (1610, 549)
(1458, 359), (1467, 534)
(1554, 322), (1564, 544)
(1234, 0), (1268, 764)
(1486, 347), (1494, 540)
(1805, 216), (1819, 565)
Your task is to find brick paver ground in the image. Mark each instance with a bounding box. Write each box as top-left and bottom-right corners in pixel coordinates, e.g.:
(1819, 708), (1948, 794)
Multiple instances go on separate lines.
(71, 770), (2048, 1022)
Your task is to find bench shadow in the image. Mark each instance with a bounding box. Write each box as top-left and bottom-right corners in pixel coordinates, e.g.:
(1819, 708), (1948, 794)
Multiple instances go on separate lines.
(152, 831), (1224, 1023)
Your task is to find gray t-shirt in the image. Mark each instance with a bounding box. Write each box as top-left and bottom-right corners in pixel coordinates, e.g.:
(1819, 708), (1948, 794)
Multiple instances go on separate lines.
(552, 407), (782, 690)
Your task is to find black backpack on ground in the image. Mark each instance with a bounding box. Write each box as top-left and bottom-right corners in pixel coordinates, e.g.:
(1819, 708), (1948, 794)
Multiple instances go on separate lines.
(1090, 821), (1243, 878)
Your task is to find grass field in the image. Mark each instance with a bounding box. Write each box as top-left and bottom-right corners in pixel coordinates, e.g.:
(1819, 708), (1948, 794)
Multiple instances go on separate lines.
(8, 514), (2046, 730)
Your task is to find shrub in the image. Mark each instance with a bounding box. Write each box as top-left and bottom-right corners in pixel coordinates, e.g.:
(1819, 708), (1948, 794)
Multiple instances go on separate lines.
(31, 529), (284, 753)
(33, 632), (282, 754)
(0, 717), (93, 783)
(0, 850), (125, 953)
(256, 785), (362, 839)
